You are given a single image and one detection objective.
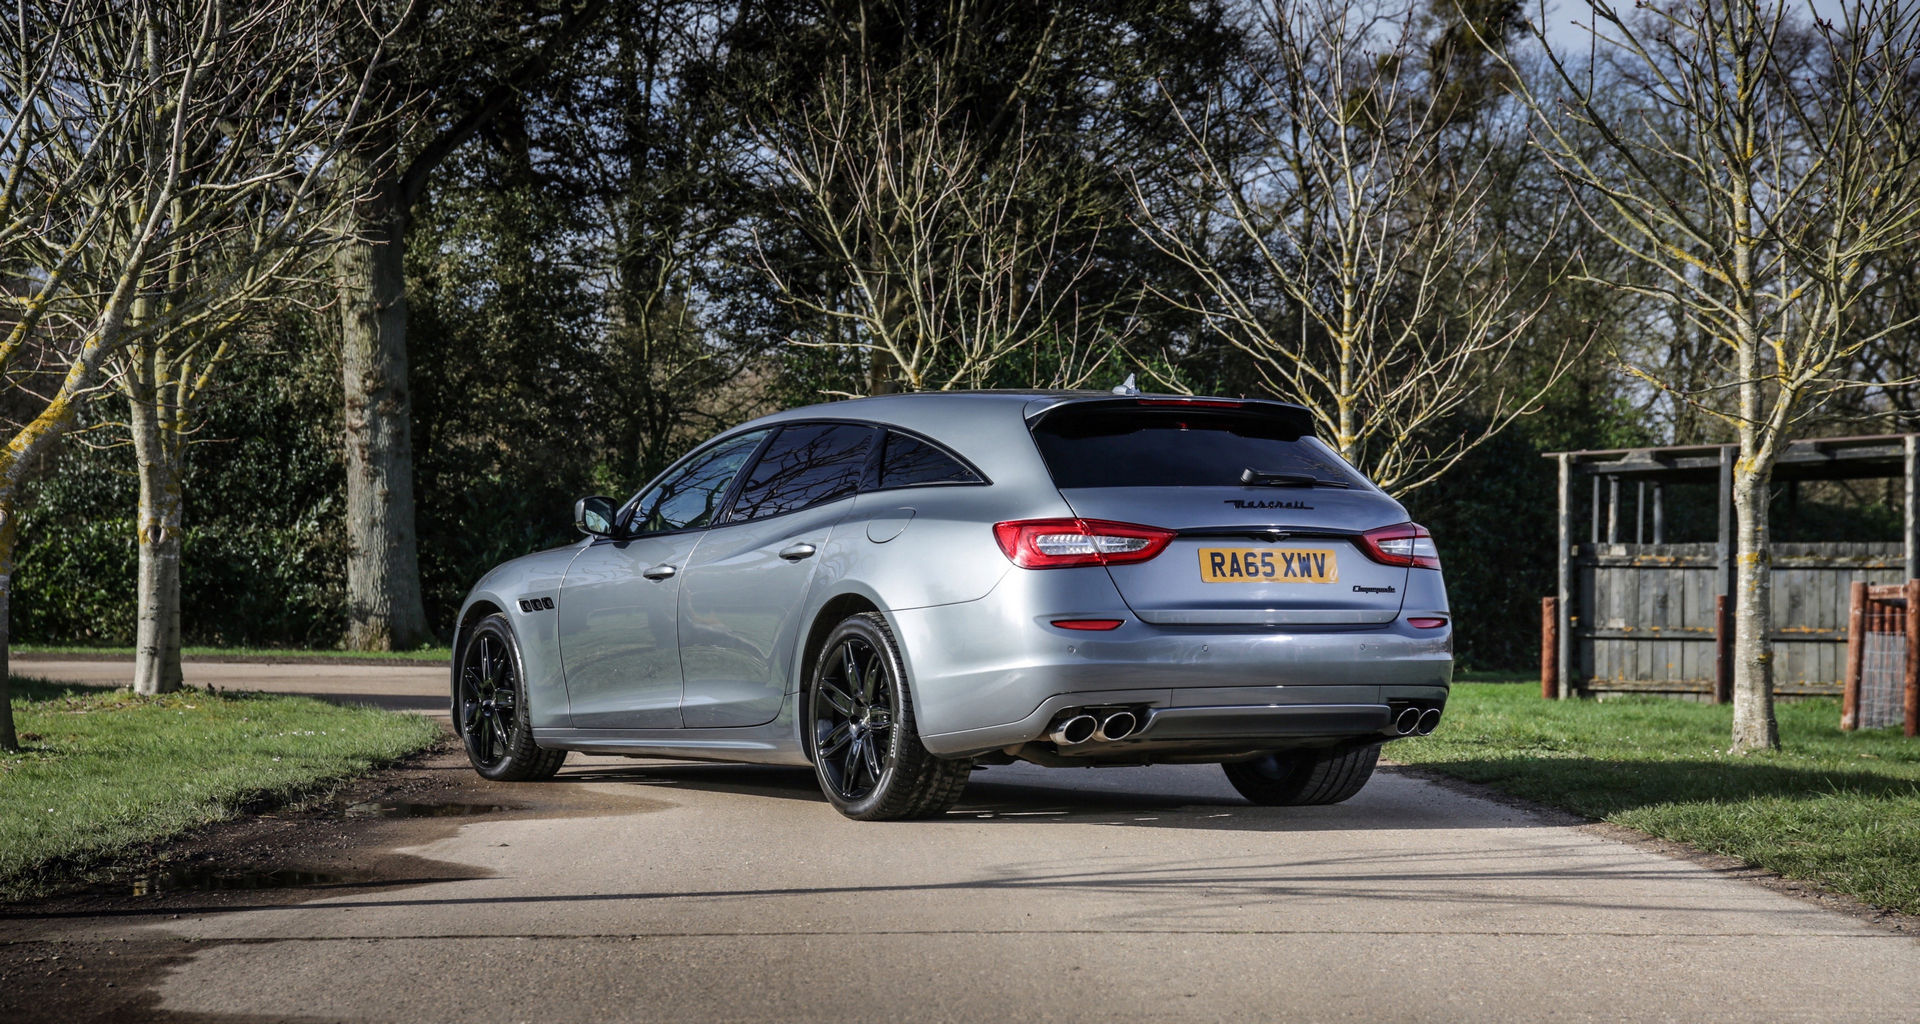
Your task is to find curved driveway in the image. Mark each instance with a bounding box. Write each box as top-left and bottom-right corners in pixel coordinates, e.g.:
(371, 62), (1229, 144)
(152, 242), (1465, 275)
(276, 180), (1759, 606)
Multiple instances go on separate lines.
(11, 658), (1920, 1022)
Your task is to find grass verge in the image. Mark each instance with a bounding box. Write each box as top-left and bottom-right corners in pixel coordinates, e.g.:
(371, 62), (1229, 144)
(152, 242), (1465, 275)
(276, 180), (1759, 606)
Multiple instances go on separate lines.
(1, 676), (442, 899)
(14, 644), (451, 663)
(1394, 680), (1920, 915)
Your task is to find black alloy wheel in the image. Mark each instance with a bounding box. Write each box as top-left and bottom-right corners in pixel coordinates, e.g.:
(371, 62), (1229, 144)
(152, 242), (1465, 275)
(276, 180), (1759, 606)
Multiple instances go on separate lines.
(459, 629), (516, 769)
(455, 613), (566, 782)
(806, 612), (969, 820)
(813, 633), (893, 801)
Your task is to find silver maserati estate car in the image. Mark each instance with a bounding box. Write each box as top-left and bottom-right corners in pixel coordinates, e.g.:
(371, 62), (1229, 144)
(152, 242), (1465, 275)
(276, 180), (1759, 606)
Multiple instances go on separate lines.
(452, 390), (1452, 819)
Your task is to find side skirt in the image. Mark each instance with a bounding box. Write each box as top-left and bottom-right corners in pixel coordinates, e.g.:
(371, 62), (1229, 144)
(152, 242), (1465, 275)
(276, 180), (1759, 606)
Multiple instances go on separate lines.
(533, 726), (811, 767)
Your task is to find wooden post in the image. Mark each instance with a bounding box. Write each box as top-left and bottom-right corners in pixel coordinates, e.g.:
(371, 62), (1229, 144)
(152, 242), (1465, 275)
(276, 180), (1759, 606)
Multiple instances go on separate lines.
(1714, 595), (1733, 704)
(1652, 483), (1665, 544)
(1635, 481), (1645, 545)
(1607, 476), (1621, 544)
(1557, 454), (1574, 699)
(1542, 597), (1559, 700)
(1843, 581), (1866, 731)
(1906, 579), (1919, 739)
(1591, 474), (1601, 545)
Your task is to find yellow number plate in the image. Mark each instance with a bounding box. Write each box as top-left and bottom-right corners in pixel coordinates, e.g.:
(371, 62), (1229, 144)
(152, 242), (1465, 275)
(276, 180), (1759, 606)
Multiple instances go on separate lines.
(1198, 548), (1338, 583)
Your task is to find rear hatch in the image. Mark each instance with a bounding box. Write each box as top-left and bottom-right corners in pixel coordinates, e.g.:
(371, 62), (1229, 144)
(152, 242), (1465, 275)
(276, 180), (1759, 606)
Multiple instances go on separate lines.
(1028, 397), (1412, 628)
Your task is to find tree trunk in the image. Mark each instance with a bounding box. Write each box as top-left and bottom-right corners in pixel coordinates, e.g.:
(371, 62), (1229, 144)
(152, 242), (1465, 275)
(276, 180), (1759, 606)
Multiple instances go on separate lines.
(335, 140), (431, 651)
(1729, 458), (1779, 751)
(1724, 78), (1777, 752)
(869, 348), (900, 395)
(130, 383), (185, 695)
(0, 505), (16, 752)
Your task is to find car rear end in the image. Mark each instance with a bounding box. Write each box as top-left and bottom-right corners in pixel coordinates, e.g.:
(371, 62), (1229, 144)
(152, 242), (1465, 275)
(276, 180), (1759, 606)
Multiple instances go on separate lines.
(903, 394), (1452, 763)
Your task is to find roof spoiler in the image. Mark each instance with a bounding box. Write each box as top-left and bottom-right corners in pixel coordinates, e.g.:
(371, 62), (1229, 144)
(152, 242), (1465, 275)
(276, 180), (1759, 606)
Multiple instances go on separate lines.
(1024, 394), (1316, 439)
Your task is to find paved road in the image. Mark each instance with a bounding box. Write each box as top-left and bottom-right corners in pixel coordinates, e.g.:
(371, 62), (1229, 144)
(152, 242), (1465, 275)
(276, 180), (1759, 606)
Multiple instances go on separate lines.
(11, 660), (1920, 1022)
(18, 657), (452, 718)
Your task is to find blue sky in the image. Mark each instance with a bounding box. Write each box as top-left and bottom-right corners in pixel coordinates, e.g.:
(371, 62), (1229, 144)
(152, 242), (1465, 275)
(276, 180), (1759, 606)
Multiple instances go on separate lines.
(1534, 0), (1851, 54)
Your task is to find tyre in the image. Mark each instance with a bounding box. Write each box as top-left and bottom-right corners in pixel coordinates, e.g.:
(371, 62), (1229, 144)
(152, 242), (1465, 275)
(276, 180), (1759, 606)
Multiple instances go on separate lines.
(1222, 744), (1379, 806)
(807, 612), (969, 820)
(455, 613), (567, 782)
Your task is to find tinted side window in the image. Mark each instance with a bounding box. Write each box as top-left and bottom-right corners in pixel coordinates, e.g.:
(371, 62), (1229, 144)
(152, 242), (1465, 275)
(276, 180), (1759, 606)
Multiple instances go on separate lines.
(629, 430), (767, 534)
(727, 423), (878, 522)
(1032, 409), (1367, 489)
(877, 431), (979, 488)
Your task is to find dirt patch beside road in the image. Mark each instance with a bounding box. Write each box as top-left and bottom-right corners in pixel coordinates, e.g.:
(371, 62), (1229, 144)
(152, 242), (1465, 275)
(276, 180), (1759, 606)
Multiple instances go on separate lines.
(0, 740), (661, 1024)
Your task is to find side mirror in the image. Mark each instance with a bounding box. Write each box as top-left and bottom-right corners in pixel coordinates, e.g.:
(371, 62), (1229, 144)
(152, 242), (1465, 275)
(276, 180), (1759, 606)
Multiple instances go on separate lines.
(574, 495), (620, 537)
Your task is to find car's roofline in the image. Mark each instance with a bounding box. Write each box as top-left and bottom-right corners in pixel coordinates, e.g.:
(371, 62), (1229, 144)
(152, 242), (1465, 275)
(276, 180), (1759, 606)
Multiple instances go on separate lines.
(662, 390), (1323, 507)
(739, 389), (1314, 425)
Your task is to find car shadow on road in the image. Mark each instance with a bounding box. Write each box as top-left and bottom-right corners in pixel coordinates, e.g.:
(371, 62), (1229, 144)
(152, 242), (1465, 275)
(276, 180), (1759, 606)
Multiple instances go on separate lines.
(3, 833), (1755, 926)
(548, 762), (1552, 831)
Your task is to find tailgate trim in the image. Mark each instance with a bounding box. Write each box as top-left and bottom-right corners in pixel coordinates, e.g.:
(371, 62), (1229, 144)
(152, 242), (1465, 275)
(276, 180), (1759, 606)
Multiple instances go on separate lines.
(1135, 608), (1399, 625)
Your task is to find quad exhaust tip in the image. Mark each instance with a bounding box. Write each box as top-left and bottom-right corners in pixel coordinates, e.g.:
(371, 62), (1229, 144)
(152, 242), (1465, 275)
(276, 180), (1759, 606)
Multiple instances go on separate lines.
(1049, 714), (1098, 746)
(1094, 710), (1138, 742)
(1391, 706), (1442, 737)
(1050, 709), (1142, 746)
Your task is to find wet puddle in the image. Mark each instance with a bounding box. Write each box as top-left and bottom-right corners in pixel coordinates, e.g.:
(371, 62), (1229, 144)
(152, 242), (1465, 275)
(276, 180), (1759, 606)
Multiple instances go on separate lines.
(337, 800), (519, 819)
(124, 867), (352, 896)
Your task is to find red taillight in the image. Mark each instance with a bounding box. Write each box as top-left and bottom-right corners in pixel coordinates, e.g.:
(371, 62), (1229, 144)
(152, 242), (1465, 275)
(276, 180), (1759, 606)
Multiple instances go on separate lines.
(1051, 618), (1126, 631)
(993, 518), (1176, 569)
(1359, 523), (1441, 570)
(1406, 617), (1448, 629)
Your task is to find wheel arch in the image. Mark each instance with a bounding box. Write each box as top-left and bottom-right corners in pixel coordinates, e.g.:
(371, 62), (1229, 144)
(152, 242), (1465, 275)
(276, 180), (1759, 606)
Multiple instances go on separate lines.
(449, 599), (507, 708)
(451, 600), (507, 685)
(793, 591), (886, 762)
(456, 599), (508, 644)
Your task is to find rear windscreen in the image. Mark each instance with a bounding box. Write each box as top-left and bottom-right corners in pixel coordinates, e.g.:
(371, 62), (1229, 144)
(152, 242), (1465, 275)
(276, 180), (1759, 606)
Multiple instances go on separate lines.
(1031, 407), (1369, 489)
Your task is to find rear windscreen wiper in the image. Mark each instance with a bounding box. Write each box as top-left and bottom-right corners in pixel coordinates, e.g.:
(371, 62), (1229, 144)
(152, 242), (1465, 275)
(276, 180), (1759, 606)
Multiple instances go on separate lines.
(1240, 468), (1350, 488)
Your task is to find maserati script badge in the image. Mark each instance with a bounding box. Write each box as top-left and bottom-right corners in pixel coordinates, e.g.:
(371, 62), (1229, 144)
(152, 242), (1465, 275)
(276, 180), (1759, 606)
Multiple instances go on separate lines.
(1223, 498), (1315, 510)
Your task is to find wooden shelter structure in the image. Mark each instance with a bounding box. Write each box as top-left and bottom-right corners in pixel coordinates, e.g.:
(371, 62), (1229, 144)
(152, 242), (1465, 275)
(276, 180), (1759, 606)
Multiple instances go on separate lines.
(1542, 434), (1919, 701)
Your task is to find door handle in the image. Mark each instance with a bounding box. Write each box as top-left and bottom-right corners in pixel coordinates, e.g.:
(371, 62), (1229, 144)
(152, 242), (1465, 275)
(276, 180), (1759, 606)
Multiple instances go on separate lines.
(641, 563), (678, 581)
(778, 543), (817, 562)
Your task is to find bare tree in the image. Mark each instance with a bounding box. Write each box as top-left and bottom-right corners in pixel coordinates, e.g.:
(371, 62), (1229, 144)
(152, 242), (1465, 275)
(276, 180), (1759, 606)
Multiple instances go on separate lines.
(1134, 0), (1575, 497)
(1496, 0), (1920, 751)
(105, 34), (380, 696)
(0, 1), (384, 736)
(751, 60), (1125, 394)
(1827, 231), (1920, 433)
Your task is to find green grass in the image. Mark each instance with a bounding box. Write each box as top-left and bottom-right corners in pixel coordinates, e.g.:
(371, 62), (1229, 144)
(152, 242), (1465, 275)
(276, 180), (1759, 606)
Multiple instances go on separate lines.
(15, 644), (451, 663)
(1452, 669), (1539, 685)
(1394, 680), (1920, 915)
(1, 677), (442, 898)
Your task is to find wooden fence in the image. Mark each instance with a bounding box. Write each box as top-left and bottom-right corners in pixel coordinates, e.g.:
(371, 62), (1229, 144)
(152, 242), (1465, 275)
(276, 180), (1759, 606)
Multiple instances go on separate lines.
(1562, 542), (1903, 698)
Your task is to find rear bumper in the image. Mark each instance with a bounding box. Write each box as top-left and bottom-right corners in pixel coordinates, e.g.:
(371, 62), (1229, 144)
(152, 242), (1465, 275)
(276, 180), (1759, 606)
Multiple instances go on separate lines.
(1140, 703), (1390, 740)
(891, 580), (1452, 758)
(917, 685), (1446, 758)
